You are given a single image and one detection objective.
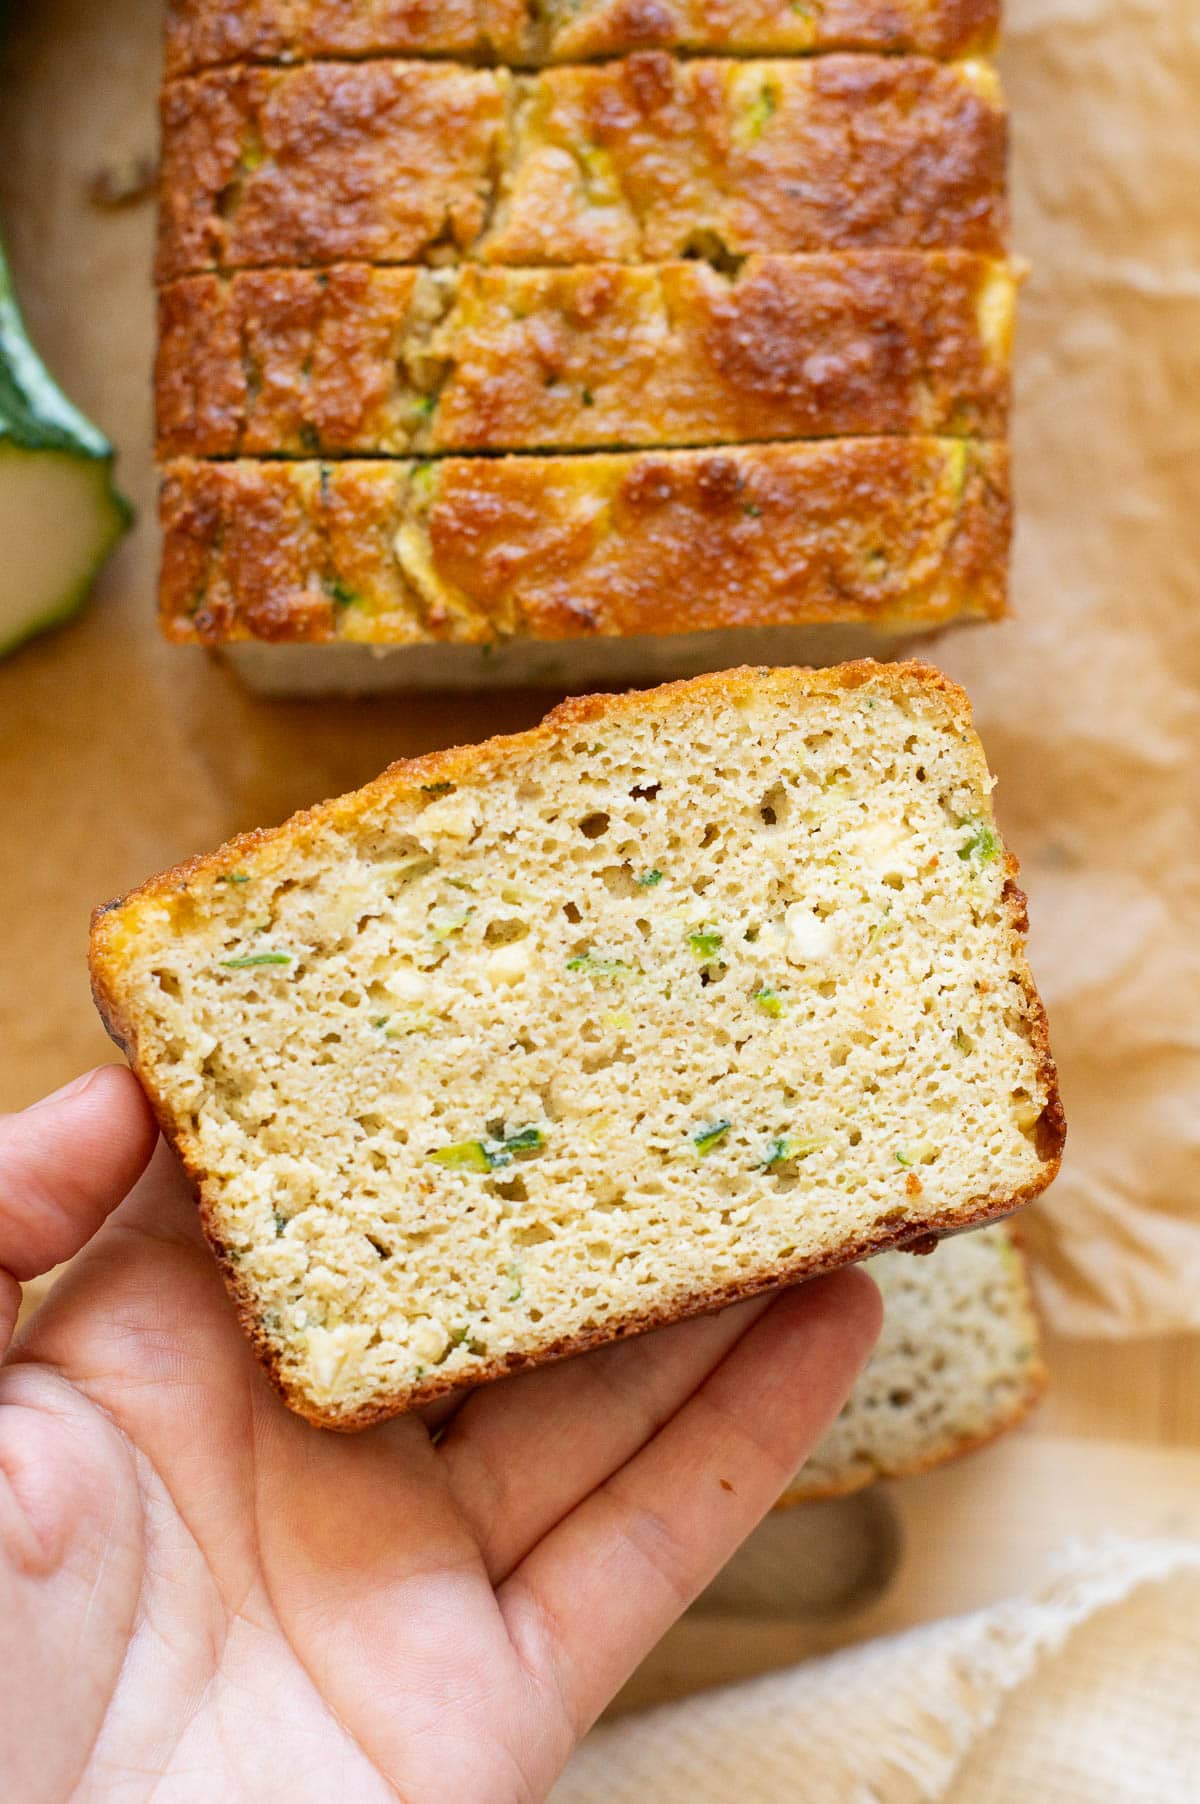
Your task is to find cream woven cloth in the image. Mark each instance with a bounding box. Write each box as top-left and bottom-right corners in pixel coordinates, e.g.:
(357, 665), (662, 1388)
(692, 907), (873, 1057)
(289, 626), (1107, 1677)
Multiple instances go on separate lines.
(553, 1539), (1200, 1803)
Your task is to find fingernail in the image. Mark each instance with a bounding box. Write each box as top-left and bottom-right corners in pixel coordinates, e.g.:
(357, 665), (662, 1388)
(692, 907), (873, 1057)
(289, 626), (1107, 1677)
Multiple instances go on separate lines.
(25, 1069), (103, 1113)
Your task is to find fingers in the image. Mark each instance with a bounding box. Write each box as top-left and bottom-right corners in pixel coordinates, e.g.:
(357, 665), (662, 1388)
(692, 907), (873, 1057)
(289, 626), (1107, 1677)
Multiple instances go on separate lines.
(500, 1269), (881, 1738)
(0, 1069), (157, 1352)
(0, 1272), (18, 1355)
(249, 1394), (517, 1803)
(438, 1293), (776, 1582)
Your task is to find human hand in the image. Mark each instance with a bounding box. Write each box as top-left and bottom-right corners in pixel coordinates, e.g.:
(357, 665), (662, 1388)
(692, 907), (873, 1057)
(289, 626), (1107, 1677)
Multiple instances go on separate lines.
(1, 1068), (879, 1803)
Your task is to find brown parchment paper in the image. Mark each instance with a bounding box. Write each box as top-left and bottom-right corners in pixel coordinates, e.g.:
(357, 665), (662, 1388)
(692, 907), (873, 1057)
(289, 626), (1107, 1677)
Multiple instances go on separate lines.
(0, 0), (1197, 1337)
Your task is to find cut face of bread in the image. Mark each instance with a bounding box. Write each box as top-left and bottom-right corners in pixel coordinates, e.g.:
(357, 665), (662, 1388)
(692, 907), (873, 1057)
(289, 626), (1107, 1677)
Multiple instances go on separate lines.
(156, 254), (1015, 459)
(159, 440), (1010, 652)
(90, 664), (1063, 1430)
(157, 57), (1006, 281)
(164, 0), (999, 78)
(784, 1225), (1045, 1503)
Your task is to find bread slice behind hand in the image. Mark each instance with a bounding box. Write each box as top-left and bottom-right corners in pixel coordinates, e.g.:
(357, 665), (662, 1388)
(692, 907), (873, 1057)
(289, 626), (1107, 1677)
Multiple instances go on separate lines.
(785, 1224), (1045, 1503)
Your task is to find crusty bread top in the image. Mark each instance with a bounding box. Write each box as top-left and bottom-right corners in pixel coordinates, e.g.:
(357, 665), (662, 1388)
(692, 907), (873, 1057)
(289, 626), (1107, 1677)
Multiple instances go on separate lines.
(91, 663), (1063, 1429)
(156, 55), (1007, 280)
(158, 440), (1010, 646)
(487, 55), (1007, 267)
(157, 61), (507, 283)
(156, 253), (1015, 459)
(530, 0), (1000, 63)
(164, 0), (1001, 79)
(165, 0), (492, 78)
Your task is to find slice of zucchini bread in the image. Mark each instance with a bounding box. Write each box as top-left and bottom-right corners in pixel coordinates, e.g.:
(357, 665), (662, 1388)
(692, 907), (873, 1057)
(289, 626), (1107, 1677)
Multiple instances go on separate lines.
(157, 56), (1006, 281)
(156, 253), (1015, 459)
(159, 439), (1010, 656)
(784, 1224), (1045, 1503)
(165, 0), (1000, 79)
(90, 663), (1063, 1430)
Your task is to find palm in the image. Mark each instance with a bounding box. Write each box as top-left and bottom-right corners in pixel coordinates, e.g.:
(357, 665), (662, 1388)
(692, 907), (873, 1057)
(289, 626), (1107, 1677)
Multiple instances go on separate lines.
(1, 1072), (878, 1804)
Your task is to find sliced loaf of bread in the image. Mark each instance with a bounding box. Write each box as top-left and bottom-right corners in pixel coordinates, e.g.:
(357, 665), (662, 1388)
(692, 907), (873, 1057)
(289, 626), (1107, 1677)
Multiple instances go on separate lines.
(785, 1224), (1045, 1503)
(90, 663), (1063, 1429)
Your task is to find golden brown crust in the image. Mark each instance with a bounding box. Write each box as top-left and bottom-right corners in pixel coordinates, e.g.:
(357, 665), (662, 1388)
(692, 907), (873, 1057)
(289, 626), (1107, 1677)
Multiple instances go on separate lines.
(157, 55), (1007, 280)
(164, 0), (999, 78)
(486, 54), (1007, 267)
(164, 0), (492, 79)
(156, 63), (508, 284)
(89, 660), (1064, 1432)
(156, 253), (1013, 458)
(532, 0), (1000, 63)
(158, 440), (1010, 646)
(156, 265), (424, 459)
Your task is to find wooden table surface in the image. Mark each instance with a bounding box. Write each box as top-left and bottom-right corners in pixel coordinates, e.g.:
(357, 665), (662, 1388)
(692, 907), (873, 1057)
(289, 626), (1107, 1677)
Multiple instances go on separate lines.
(1034, 1331), (1200, 1451)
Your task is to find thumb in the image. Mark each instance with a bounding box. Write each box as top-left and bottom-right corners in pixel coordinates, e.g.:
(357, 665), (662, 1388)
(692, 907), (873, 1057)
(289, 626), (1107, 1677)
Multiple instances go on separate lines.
(0, 1067), (157, 1353)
